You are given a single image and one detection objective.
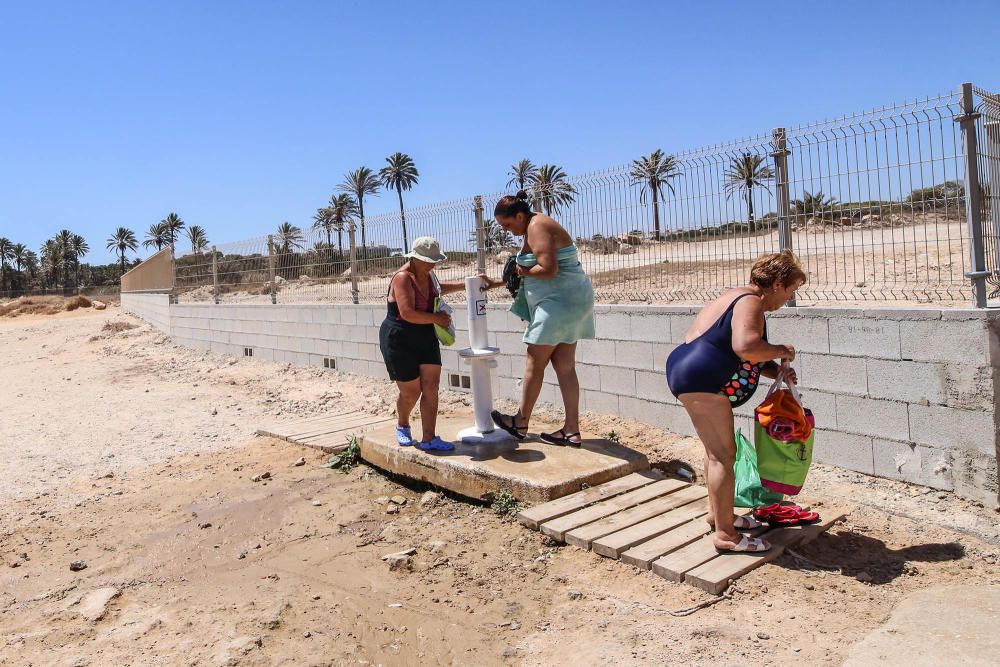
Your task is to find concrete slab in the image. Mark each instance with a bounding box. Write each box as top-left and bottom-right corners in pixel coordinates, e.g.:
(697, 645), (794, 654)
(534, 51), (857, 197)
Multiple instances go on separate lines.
(358, 414), (650, 502)
(843, 585), (1000, 667)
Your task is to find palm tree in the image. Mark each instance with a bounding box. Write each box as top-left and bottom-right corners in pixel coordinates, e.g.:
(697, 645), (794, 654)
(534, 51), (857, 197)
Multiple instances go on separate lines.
(11, 243), (28, 290)
(629, 150), (681, 241)
(312, 207), (337, 265)
(339, 166), (381, 257)
(161, 212), (185, 252)
(723, 152), (774, 233)
(379, 152), (419, 250)
(54, 229), (74, 287)
(106, 228), (138, 279)
(143, 222), (170, 251)
(275, 222), (304, 255)
(0, 238), (12, 292)
(468, 219), (514, 253)
(70, 234), (89, 288)
(792, 191), (837, 218)
(186, 225), (209, 254)
(329, 193), (359, 261)
(40, 239), (63, 289)
(23, 250), (39, 286)
(507, 159), (539, 191)
(530, 164), (577, 217)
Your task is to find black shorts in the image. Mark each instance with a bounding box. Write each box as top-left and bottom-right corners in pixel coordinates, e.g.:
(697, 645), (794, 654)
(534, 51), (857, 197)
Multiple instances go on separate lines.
(379, 319), (441, 382)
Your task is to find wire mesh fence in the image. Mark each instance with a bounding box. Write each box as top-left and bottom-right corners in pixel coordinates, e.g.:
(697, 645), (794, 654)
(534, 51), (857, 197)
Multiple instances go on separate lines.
(167, 83), (999, 307)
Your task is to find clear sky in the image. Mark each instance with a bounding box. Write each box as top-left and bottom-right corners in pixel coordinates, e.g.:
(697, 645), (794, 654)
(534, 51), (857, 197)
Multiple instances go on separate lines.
(2, 0), (998, 263)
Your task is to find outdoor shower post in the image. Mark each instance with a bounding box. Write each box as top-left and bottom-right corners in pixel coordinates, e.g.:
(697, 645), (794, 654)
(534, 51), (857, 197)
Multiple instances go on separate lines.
(474, 195), (486, 275)
(348, 222), (360, 305)
(457, 275), (511, 444)
(771, 127), (795, 306)
(957, 82), (989, 308)
(211, 245), (219, 305)
(267, 234), (277, 305)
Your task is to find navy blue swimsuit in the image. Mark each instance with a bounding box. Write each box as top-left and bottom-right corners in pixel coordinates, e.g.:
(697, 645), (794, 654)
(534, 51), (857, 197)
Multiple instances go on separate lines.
(666, 293), (767, 408)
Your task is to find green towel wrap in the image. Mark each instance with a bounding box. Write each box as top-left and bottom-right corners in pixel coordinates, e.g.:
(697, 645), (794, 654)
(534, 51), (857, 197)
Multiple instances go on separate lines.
(510, 244), (596, 345)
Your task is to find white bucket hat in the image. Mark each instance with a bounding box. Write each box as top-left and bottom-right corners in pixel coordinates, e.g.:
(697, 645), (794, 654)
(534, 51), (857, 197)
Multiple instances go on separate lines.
(406, 236), (447, 264)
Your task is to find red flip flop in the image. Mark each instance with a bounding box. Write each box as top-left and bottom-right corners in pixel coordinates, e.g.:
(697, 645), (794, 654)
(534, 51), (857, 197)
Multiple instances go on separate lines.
(771, 510), (820, 526)
(752, 503), (802, 522)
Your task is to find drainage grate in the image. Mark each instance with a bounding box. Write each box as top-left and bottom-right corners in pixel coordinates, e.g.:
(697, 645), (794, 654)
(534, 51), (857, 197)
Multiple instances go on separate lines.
(244, 347), (254, 357)
(448, 372), (471, 391)
(323, 357), (337, 370)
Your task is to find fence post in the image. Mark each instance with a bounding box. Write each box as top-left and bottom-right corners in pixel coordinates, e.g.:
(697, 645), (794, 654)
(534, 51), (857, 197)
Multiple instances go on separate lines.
(211, 245), (219, 305)
(957, 82), (988, 308)
(348, 222), (360, 304)
(771, 127), (795, 306)
(474, 195), (486, 274)
(267, 235), (277, 305)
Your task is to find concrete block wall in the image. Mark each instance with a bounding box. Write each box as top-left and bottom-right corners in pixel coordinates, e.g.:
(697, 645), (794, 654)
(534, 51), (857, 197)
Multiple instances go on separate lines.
(120, 292), (1000, 505)
(120, 292), (172, 333)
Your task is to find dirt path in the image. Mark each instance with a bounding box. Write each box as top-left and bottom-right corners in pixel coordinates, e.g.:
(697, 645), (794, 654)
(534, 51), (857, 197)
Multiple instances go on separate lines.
(2, 311), (998, 666)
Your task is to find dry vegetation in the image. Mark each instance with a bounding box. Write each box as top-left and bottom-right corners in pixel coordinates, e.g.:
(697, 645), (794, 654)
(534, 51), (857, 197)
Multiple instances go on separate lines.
(0, 295), (97, 318)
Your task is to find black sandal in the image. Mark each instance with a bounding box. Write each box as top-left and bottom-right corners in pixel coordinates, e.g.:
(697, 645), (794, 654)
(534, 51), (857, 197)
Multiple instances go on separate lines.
(540, 429), (582, 448)
(491, 410), (528, 441)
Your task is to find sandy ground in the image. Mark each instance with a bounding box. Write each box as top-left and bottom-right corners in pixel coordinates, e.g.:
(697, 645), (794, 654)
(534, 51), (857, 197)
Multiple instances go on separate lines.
(176, 217), (977, 307)
(2, 309), (1000, 666)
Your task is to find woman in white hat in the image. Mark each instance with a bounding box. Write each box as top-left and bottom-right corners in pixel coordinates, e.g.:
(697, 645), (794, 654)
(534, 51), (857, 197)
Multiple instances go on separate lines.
(380, 236), (466, 451)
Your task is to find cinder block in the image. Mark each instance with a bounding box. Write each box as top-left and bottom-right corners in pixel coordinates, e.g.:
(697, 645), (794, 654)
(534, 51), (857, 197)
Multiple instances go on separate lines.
(829, 318), (899, 359)
(799, 389), (837, 431)
(600, 366), (636, 395)
(355, 308), (374, 327)
(866, 359), (947, 405)
(863, 308), (941, 321)
(635, 369), (668, 402)
(668, 314), (697, 344)
(583, 390), (620, 416)
(899, 320), (989, 364)
(618, 395), (670, 426)
(498, 331), (524, 351)
(766, 314), (830, 354)
(835, 395), (909, 440)
(799, 353), (868, 396)
(339, 308), (357, 326)
(629, 313), (671, 343)
(873, 440), (951, 489)
(908, 403), (996, 456)
(651, 343), (676, 373)
(595, 312), (631, 339)
(812, 429), (874, 475)
(950, 449), (998, 502)
(614, 341), (653, 369)
(575, 363), (601, 392)
(578, 338), (616, 364)
(943, 364), (994, 411)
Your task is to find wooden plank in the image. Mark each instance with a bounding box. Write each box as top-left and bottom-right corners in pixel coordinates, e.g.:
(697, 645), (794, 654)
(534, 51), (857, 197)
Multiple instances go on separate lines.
(684, 512), (846, 595)
(592, 496), (710, 559)
(621, 518), (710, 570)
(296, 415), (391, 442)
(256, 411), (359, 436)
(300, 420), (394, 451)
(516, 470), (665, 530)
(565, 485), (707, 550)
(283, 414), (376, 439)
(651, 535), (721, 582)
(539, 478), (688, 541)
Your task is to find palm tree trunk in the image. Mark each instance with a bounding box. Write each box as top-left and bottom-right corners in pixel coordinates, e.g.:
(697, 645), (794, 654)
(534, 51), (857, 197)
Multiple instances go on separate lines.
(326, 229), (334, 272)
(652, 185), (662, 241)
(120, 250), (126, 279)
(746, 187), (757, 234)
(396, 185), (408, 250)
(338, 230), (344, 262)
(359, 199), (367, 261)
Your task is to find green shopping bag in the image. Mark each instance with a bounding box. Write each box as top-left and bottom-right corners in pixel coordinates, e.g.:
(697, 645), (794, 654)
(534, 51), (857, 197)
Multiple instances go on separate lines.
(754, 370), (814, 496)
(734, 428), (784, 508)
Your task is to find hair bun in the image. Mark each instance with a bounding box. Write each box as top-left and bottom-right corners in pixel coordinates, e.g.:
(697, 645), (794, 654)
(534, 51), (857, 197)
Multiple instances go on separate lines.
(515, 189), (529, 201)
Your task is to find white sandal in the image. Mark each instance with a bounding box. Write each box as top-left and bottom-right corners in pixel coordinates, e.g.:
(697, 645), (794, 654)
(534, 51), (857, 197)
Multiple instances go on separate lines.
(733, 515), (765, 531)
(715, 535), (771, 553)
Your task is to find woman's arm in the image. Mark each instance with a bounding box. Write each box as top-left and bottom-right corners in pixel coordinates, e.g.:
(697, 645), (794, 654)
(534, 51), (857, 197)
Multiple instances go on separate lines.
(392, 273), (449, 326)
(517, 219), (559, 279)
(731, 297), (795, 363)
(437, 279), (467, 296)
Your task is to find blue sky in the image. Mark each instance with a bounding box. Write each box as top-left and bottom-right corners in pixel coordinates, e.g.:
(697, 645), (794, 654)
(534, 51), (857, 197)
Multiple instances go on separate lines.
(1, 0), (998, 263)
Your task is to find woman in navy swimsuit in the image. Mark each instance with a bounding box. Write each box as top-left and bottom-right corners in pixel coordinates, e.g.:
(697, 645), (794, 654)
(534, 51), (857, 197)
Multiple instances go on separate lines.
(667, 251), (806, 553)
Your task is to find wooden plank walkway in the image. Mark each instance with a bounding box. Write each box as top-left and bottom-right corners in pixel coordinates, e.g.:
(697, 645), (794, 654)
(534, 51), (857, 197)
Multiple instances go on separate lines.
(255, 411), (395, 453)
(518, 476), (844, 594)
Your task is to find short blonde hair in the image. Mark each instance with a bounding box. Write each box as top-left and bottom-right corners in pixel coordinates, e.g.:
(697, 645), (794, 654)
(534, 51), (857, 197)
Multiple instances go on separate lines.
(750, 250), (807, 289)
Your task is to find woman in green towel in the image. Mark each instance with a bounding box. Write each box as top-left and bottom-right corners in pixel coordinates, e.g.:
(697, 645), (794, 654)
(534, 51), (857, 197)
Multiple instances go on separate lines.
(486, 190), (596, 446)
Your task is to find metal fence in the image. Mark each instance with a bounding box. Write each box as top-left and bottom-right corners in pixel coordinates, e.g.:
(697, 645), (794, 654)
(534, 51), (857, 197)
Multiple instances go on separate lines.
(170, 82), (999, 307)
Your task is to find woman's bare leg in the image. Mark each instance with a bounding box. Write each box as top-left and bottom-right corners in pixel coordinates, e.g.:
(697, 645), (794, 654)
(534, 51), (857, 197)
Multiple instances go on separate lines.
(518, 343), (556, 426)
(679, 393), (766, 550)
(417, 364), (442, 442)
(550, 343), (581, 439)
(395, 379), (421, 428)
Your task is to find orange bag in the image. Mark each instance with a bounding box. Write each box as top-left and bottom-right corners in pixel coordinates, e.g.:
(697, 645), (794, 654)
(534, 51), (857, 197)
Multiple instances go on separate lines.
(755, 387), (813, 442)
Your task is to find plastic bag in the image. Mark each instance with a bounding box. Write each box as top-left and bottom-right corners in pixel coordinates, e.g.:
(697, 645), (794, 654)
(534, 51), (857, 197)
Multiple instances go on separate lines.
(430, 274), (455, 346)
(734, 427), (784, 508)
